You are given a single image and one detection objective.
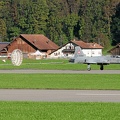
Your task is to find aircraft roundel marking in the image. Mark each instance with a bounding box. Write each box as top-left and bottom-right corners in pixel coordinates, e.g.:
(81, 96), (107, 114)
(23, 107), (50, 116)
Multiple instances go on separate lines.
(78, 51), (80, 54)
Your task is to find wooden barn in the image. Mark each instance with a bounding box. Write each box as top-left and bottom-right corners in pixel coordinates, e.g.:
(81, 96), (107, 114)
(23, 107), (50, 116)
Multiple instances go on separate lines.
(3, 34), (59, 58)
(0, 42), (10, 55)
(108, 43), (120, 55)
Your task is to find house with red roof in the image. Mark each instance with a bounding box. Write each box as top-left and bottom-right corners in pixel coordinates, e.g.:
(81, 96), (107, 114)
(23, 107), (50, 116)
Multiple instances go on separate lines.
(2, 34), (59, 58)
(50, 40), (103, 58)
(0, 36), (103, 59)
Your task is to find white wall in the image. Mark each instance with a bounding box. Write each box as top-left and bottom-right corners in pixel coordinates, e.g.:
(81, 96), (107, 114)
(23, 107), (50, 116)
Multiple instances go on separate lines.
(50, 43), (102, 58)
(50, 43), (75, 58)
(83, 49), (102, 57)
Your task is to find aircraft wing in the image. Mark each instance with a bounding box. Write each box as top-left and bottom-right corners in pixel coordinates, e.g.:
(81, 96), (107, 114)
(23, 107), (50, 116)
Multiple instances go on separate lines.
(69, 46), (120, 71)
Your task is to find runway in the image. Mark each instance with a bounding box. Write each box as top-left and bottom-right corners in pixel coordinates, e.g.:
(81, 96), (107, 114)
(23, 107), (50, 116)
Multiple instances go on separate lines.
(0, 89), (120, 102)
(0, 69), (119, 102)
(0, 69), (120, 74)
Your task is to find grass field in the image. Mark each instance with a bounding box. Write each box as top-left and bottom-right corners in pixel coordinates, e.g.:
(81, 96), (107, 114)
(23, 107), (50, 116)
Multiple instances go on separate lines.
(0, 102), (120, 120)
(0, 58), (120, 70)
(0, 74), (119, 89)
(0, 59), (119, 120)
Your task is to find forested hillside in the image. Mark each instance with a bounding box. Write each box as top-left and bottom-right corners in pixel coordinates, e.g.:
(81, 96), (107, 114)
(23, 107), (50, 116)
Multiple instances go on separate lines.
(0, 0), (120, 48)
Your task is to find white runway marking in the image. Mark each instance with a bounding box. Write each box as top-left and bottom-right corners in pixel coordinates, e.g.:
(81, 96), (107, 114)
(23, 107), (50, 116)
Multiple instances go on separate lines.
(76, 94), (120, 96)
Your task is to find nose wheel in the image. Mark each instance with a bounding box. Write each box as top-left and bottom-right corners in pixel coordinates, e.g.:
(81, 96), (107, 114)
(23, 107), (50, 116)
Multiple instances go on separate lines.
(87, 64), (91, 71)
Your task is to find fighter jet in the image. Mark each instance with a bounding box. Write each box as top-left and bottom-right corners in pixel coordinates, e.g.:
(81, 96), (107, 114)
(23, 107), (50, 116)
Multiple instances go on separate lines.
(69, 46), (120, 71)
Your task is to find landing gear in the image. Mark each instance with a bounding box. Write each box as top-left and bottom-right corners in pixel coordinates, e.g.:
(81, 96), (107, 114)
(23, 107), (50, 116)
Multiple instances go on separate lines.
(87, 64), (91, 71)
(100, 64), (104, 70)
(87, 64), (104, 71)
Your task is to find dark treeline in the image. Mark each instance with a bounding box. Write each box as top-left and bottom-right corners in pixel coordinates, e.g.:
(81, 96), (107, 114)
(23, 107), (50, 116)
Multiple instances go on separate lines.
(0, 0), (120, 48)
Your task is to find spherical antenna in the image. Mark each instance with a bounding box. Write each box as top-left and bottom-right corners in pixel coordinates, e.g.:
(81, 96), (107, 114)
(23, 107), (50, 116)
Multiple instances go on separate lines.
(11, 49), (23, 66)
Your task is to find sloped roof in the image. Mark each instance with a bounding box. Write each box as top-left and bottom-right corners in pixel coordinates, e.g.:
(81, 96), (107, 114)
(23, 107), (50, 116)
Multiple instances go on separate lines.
(87, 43), (104, 49)
(20, 34), (59, 50)
(0, 42), (10, 51)
(50, 40), (103, 55)
(72, 40), (88, 48)
(108, 43), (120, 52)
(72, 40), (103, 49)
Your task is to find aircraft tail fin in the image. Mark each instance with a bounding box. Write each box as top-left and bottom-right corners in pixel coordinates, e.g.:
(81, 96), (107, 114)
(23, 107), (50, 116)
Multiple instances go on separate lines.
(74, 46), (85, 58)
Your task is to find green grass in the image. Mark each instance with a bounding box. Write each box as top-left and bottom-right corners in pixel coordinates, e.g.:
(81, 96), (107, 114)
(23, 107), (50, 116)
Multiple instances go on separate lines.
(0, 74), (119, 89)
(0, 102), (120, 120)
(0, 59), (119, 119)
(0, 58), (120, 70)
(0, 58), (119, 120)
(102, 46), (112, 55)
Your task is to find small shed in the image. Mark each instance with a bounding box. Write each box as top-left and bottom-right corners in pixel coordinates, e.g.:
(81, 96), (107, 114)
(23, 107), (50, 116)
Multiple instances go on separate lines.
(108, 43), (120, 55)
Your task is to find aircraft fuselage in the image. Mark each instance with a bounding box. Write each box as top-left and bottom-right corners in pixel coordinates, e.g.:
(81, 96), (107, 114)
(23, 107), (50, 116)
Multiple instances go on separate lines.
(69, 46), (120, 70)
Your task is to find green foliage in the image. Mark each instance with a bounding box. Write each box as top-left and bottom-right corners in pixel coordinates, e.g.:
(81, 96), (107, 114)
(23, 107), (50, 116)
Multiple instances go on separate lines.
(9, 27), (21, 39)
(64, 13), (79, 41)
(98, 33), (111, 49)
(111, 3), (120, 45)
(0, 0), (120, 46)
(0, 19), (7, 41)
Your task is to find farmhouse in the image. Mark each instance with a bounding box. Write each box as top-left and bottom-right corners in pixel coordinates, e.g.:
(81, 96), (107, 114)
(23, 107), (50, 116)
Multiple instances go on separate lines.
(2, 34), (59, 58)
(50, 40), (103, 58)
(108, 43), (120, 55)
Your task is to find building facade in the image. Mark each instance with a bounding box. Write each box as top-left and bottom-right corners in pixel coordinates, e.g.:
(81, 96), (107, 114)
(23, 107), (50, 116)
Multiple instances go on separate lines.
(2, 34), (59, 58)
(108, 43), (120, 55)
(50, 40), (103, 58)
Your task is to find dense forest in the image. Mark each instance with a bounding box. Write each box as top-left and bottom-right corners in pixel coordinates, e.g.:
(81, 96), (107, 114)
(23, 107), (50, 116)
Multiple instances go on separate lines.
(0, 0), (120, 48)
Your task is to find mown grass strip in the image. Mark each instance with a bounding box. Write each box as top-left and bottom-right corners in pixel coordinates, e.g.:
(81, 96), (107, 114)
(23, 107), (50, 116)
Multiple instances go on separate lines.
(0, 102), (120, 120)
(0, 74), (119, 89)
(0, 59), (120, 70)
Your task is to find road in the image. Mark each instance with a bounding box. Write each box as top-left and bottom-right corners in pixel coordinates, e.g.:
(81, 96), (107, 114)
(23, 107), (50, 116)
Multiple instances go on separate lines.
(0, 69), (120, 74)
(0, 89), (120, 102)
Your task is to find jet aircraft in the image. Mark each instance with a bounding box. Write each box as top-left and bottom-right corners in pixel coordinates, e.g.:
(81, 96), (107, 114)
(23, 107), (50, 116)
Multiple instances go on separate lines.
(69, 46), (120, 71)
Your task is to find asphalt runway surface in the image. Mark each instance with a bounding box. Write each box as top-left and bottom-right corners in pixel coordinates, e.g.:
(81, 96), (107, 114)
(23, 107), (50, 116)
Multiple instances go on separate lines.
(0, 69), (119, 102)
(0, 69), (120, 74)
(0, 89), (120, 102)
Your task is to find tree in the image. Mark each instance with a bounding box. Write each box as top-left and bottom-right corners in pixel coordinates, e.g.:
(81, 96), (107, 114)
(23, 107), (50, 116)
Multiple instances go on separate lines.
(0, 19), (7, 41)
(0, 1), (7, 41)
(31, 0), (49, 34)
(46, 0), (65, 45)
(0, 0), (120, 47)
(63, 13), (79, 41)
(111, 2), (120, 45)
